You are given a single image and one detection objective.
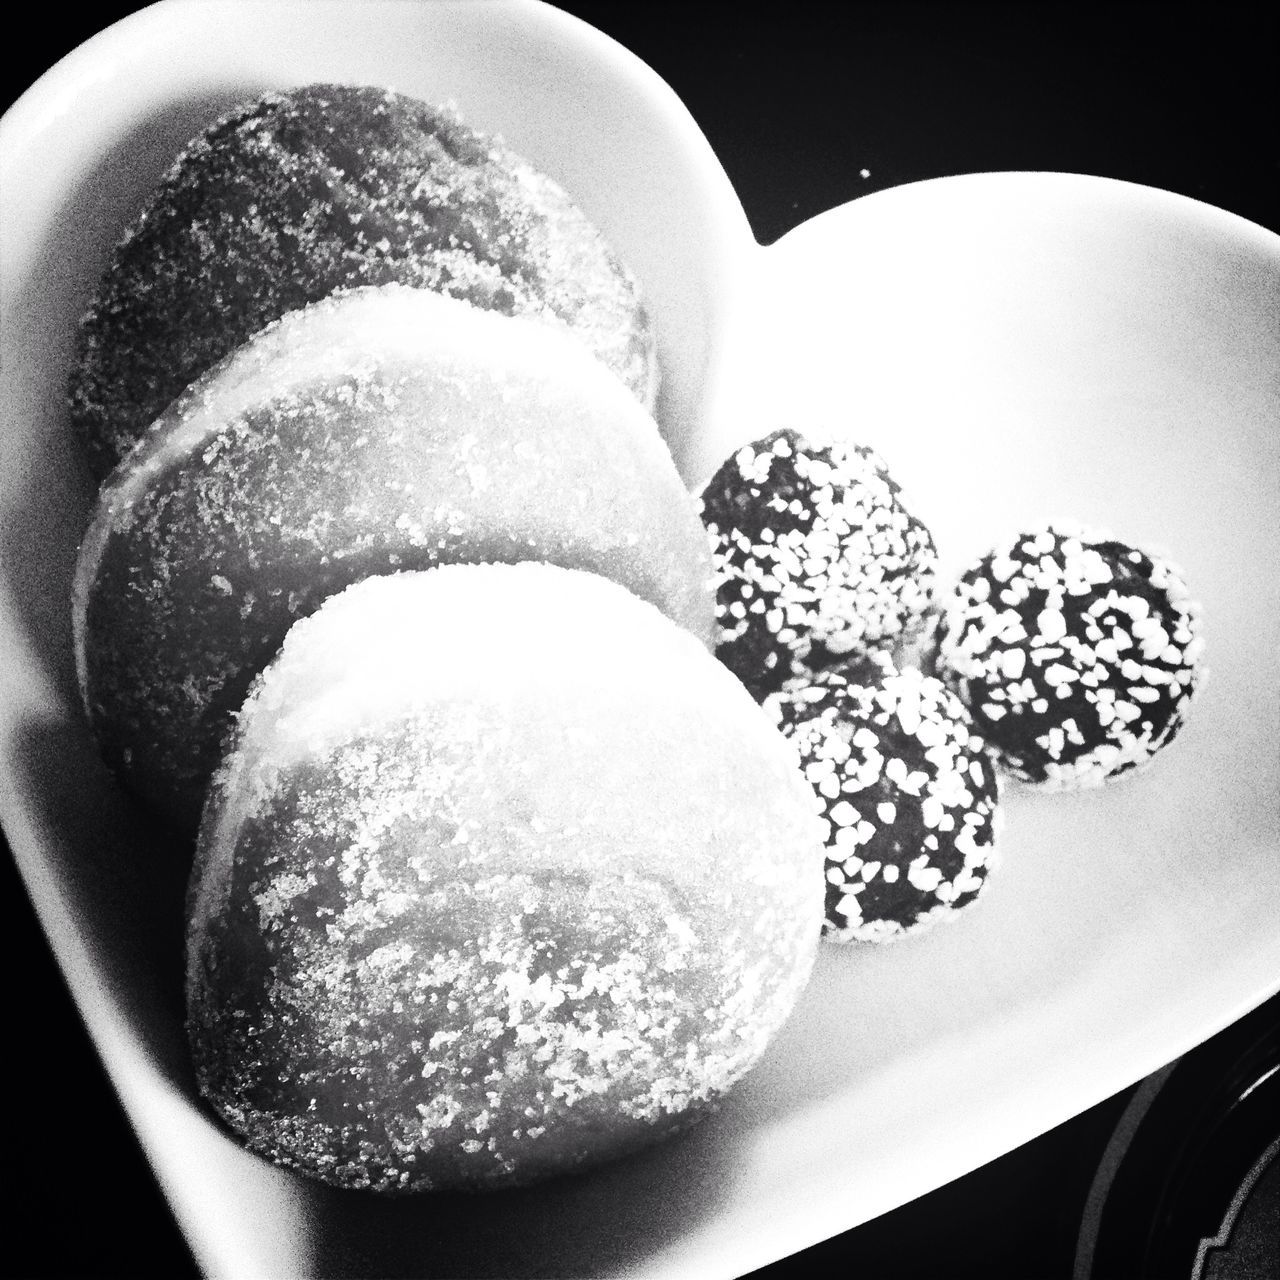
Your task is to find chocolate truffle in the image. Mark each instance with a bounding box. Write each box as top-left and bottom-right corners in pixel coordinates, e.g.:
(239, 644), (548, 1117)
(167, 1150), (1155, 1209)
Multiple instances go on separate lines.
(767, 654), (1001, 943)
(699, 429), (937, 697)
(930, 524), (1205, 788)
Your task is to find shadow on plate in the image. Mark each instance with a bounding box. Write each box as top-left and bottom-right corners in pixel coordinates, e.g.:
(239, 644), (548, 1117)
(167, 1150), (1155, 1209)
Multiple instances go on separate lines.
(2, 82), (263, 689)
(8, 709), (193, 1087)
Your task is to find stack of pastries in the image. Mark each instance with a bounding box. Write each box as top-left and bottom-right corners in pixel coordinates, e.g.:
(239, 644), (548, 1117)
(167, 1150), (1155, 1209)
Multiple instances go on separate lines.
(71, 84), (825, 1193)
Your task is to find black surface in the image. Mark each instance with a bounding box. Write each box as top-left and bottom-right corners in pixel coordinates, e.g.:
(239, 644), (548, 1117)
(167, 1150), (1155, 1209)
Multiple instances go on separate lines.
(1084, 991), (1280, 1279)
(555, 1), (1279, 247)
(3, 3), (1277, 1278)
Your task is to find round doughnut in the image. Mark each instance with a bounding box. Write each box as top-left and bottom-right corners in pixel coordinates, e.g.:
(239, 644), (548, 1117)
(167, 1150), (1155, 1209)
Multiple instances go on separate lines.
(69, 82), (656, 480)
(930, 523), (1205, 788)
(73, 285), (714, 833)
(699, 428), (938, 698)
(766, 654), (1002, 943)
(186, 563), (824, 1192)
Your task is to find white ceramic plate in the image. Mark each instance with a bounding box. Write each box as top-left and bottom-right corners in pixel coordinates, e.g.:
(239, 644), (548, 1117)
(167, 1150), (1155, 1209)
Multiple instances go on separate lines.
(2, 2), (1278, 1277)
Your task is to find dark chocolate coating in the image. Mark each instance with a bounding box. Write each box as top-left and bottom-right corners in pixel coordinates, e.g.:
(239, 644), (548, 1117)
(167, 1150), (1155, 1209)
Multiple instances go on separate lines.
(929, 525), (1205, 788)
(699, 429), (937, 698)
(767, 655), (1001, 942)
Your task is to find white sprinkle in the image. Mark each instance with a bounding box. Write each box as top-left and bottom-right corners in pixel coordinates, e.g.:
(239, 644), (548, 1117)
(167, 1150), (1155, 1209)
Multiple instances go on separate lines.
(829, 800), (859, 827)
(1037, 608), (1067, 642)
(1001, 648), (1026, 679)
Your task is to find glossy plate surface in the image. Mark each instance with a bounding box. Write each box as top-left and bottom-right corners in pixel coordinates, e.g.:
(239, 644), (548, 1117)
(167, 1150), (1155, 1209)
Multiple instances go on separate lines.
(2, 2), (1278, 1276)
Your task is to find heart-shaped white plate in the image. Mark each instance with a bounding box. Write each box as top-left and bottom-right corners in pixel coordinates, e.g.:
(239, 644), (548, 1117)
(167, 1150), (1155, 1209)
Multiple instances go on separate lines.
(2, 2), (1278, 1277)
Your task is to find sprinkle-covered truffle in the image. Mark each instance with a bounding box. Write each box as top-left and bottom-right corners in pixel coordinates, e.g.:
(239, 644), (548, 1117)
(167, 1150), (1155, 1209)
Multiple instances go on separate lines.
(698, 429), (938, 697)
(930, 523), (1205, 788)
(766, 654), (1002, 943)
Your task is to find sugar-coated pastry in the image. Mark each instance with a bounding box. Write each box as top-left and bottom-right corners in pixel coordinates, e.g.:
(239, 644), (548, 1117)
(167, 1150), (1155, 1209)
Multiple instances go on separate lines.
(767, 654), (1001, 943)
(186, 564), (824, 1192)
(930, 523), (1205, 788)
(69, 83), (656, 479)
(73, 286), (714, 832)
(699, 429), (937, 697)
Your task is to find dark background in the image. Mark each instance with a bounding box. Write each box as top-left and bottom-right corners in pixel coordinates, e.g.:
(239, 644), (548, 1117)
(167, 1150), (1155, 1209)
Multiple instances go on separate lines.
(3, 3), (1276, 1277)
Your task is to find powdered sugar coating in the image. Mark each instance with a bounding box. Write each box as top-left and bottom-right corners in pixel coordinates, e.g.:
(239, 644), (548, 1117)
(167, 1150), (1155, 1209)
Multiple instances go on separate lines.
(74, 287), (713, 832)
(766, 654), (1002, 943)
(69, 83), (656, 479)
(186, 565), (824, 1191)
(699, 429), (937, 697)
(930, 523), (1205, 788)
